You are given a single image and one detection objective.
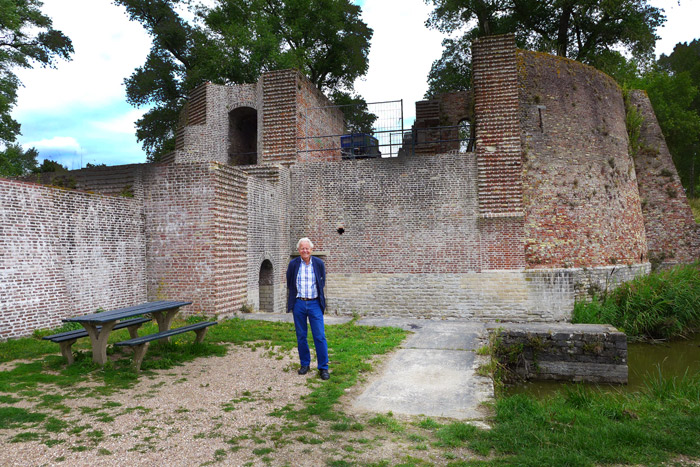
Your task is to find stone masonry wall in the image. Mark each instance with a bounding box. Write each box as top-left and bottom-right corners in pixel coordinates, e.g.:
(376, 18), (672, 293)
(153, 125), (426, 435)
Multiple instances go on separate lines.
(0, 179), (146, 339)
(630, 90), (699, 266)
(518, 50), (647, 268)
(489, 323), (628, 383)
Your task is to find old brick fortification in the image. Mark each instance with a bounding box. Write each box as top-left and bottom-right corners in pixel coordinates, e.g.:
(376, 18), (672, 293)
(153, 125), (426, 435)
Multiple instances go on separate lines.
(1, 36), (697, 338)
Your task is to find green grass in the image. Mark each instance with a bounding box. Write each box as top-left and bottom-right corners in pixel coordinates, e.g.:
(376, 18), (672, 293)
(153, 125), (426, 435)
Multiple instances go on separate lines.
(2, 316), (699, 464)
(573, 263), (700, 339)
(431, 371), (700, 466)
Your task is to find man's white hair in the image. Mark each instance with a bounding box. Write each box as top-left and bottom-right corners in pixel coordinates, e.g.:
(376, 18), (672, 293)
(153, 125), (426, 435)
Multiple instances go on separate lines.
(296, 237), (314, 249)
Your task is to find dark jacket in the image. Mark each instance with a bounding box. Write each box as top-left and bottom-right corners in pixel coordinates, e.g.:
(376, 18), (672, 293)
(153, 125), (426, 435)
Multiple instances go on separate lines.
(286, 256), (326, 313)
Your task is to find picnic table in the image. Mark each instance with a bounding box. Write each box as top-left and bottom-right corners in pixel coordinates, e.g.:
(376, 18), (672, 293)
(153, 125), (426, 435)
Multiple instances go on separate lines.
(61, 300), (192, 366)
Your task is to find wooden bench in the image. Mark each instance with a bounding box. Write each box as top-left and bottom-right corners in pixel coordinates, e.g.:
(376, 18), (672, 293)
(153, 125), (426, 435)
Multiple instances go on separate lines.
(43, 317), (151, 365)
(115, 321), (218, 371)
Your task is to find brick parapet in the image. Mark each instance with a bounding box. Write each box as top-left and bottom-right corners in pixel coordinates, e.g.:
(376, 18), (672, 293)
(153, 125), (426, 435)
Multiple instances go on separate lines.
(630, 90), (698, 266)
(0, 178), (146, 339)
(296, 74), (344, 162)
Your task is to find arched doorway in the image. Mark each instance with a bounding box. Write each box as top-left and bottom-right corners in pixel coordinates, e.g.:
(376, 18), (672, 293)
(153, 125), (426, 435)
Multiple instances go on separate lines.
(228, 107), (258, 165)
(259, 260), (274, 313)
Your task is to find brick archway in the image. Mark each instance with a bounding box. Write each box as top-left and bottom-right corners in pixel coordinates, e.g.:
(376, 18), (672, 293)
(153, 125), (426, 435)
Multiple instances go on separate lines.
(258, 259), (274, 313)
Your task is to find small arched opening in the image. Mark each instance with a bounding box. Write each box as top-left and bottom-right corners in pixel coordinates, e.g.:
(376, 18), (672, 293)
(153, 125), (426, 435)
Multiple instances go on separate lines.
(259, 260), (274, 313)
(228, 106), (258, 165)
(458, 118), (474, 153)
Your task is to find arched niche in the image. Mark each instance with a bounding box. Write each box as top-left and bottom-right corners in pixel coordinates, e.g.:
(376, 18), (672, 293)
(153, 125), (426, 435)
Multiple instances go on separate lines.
(258, 259), (274, 313)
(228, 106), (258, 165)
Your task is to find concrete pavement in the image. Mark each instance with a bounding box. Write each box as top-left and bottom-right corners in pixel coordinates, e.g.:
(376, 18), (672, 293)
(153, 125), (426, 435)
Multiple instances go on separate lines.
(240, 313), (494, 422)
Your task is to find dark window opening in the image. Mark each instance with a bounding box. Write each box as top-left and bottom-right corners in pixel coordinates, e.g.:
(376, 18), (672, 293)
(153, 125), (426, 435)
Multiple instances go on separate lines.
(228, 107), (258, 165)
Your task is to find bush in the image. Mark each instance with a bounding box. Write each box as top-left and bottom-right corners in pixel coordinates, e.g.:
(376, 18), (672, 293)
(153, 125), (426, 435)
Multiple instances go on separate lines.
(573, 263), (700, 339)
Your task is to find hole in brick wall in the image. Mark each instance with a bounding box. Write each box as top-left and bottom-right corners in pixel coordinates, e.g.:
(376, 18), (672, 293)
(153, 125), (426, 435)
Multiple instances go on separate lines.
(337, 227), (345, 235)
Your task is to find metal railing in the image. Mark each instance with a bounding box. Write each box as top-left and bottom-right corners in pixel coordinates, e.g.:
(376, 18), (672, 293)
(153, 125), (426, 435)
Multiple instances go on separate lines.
(297, 125), (475, 159)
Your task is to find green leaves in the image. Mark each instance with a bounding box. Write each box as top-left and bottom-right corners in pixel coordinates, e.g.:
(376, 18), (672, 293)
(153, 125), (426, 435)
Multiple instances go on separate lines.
(115, 0), (373, 161)
(0, 0), (73, 146)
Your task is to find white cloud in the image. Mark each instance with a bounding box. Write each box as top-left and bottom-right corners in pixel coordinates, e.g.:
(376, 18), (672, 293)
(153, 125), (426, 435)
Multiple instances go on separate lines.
(92, 109), (148, 135)
(13, 0), (152, 113)
(353, 0), (445, 121)
(27, 136), (82, 152)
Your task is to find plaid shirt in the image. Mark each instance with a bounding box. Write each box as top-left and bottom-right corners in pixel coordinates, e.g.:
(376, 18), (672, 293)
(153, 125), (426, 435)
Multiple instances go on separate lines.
(296, 259), (317, 299)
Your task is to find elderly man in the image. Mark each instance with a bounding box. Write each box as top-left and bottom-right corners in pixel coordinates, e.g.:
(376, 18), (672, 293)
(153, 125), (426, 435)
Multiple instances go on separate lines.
(286, 237), (329, 380)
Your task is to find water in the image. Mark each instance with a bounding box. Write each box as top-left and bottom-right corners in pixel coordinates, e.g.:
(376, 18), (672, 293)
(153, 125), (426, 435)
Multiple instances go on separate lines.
(505, 333), (700, 398)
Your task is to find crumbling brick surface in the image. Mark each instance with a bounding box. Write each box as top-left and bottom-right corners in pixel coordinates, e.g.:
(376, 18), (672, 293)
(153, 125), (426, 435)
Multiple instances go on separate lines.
(518, 50), (647, 268)
(630, 90), (699, 266)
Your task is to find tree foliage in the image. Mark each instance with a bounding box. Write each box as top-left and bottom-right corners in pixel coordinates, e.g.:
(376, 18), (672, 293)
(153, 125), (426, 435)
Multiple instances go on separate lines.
(424, 0), (664, 96)
(644, 40), (700, 198)
(0, 142), (37, 176)
(0, 0), (73, 145)
(115, 0), (373, 161)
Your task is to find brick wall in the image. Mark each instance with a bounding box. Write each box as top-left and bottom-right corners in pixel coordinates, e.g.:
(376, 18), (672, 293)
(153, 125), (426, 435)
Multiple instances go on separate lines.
(472, 34), (524, 218)
(0, 179), (146, 338)
(472, 35), (527, 270)
(296, 73), (345, 162)
(142, 163), (218, 314)
(518, 49), (647, 268)
(290, 154), (481, 273)
(245, 165), (290, 314)
(174, 82), (260, 165)
(213, 164), (249, 315)
(261, 70), (298, 164)
(630, 90), (699, 266)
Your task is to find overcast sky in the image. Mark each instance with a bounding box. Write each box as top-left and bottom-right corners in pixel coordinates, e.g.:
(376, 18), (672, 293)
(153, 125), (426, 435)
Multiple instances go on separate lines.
(10, 0), (700, 169)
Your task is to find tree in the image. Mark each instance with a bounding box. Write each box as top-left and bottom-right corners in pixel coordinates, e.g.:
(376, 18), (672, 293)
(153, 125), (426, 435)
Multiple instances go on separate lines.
(649, 40), (700, 198)
(115, 0), (372, 161)
(424, 0), (664, 96)
(0, 142), (37, 176)
(0, 0), (73, 145)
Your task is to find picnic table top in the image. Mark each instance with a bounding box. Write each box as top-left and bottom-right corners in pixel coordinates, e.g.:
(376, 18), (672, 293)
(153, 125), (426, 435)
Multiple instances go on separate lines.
(63, 300), (192, 324)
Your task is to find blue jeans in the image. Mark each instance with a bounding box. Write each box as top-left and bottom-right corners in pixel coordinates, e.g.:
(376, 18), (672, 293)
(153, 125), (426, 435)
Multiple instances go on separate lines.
(292, 298), (328, 370)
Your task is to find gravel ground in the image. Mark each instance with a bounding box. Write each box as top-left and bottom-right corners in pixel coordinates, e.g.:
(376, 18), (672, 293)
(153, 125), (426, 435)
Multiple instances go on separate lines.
(1, 344), (481, 466)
